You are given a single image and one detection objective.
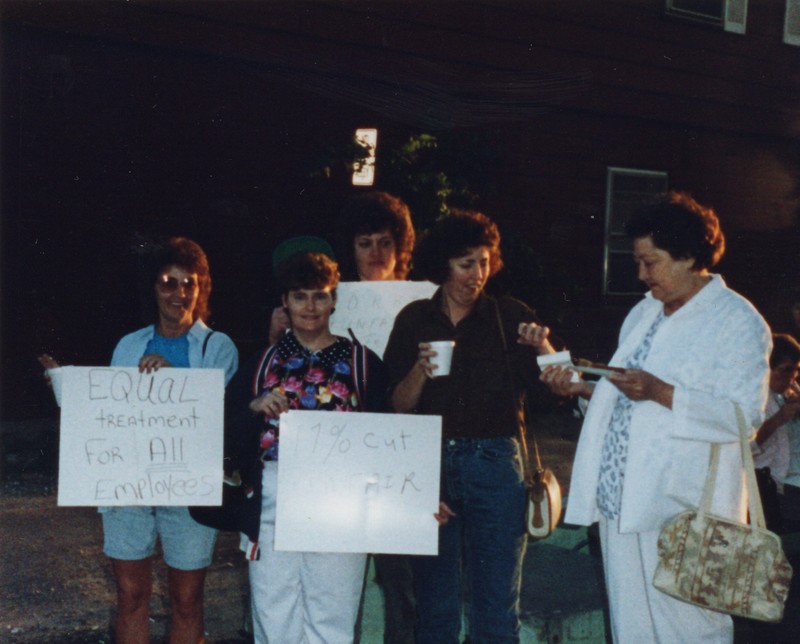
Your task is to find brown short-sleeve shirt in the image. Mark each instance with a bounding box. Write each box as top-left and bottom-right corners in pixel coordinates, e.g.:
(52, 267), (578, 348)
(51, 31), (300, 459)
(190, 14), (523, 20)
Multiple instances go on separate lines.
(384, 289), (542, 439)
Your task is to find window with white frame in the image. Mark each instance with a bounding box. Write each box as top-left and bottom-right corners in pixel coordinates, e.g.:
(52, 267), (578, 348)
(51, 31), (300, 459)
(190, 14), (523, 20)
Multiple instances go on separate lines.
(665, 0), (747, 33)
(604, 168), (669, 296)
(786, 0), (800, 45)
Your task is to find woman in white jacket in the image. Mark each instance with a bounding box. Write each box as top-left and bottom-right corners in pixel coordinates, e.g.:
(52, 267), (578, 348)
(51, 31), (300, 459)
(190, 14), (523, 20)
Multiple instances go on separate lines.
(542, 192), (771, 643)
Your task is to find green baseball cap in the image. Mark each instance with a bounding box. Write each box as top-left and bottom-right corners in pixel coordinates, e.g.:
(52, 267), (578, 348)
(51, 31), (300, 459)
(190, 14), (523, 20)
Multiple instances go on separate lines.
(271, 236), (336, 273)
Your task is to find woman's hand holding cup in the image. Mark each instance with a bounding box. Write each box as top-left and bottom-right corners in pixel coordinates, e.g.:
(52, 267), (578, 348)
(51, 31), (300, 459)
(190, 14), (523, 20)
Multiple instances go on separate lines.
(421, 341), (455, 378)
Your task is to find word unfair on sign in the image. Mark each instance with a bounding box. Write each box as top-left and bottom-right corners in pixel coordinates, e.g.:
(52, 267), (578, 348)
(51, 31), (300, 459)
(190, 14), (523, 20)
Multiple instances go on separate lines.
(57, 366), (225, 507)
(275, 410), (442, 555)
(329, 281), (437, 358)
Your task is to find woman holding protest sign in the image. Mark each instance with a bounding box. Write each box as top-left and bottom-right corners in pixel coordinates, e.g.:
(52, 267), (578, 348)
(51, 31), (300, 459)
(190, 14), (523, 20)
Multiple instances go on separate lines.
(336, 191), (419, 644)
(40, 236), (238, 644)
(225, 249), (388, 644)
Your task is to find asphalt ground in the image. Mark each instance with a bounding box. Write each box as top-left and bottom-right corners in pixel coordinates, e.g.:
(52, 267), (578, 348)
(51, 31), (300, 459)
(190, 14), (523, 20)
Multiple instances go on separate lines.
(0, 411), (581, 643)
(3, 412), (800, 643)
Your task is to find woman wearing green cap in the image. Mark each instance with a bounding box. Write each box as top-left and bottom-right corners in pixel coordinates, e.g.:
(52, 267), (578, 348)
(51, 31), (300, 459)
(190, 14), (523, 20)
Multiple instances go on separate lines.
(226, 250), (388, 644)
(266, 235), (338, 346)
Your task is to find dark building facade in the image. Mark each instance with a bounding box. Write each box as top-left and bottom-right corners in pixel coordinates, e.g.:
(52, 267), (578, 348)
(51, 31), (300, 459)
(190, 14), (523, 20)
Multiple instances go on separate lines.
(2, 0), (799, 419)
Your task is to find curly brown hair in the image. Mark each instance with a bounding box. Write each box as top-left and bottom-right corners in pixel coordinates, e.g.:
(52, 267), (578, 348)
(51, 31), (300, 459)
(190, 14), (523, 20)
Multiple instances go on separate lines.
(143, 237), (212, 323)
(335, 191), (415, 280)
(625, 191), (725, 270)
(413, 209), (503, 285)
(276, 252), (340, 297)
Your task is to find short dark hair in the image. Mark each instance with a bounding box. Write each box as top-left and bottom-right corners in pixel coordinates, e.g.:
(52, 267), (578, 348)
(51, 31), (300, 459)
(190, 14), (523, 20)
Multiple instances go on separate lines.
(771, 333), (800, 369)
(276, 252), (340, 297)
(625, 191), (725, 270)
(143, 237), (212, 323)
(336, 191), (415, 280)
(413, 209), (503, 285)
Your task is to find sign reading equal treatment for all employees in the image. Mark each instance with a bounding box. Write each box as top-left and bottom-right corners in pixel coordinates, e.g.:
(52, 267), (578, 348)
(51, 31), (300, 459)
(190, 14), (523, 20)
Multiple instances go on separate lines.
(57, 366), (225, 507)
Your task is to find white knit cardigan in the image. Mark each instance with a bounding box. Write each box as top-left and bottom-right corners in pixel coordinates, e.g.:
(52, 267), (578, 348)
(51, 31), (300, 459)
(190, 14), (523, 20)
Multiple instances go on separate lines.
(565, 275), (771, 533)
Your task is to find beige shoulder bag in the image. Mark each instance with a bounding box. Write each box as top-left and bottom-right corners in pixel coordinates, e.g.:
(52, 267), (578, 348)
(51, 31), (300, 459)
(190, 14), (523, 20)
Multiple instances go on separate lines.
(653, 403), (793, 622)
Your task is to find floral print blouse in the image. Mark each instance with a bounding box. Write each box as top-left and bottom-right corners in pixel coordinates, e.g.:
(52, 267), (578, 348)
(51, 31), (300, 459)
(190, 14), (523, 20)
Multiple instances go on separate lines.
(255, 332), (363, 462)
(597, 311), (666, 519)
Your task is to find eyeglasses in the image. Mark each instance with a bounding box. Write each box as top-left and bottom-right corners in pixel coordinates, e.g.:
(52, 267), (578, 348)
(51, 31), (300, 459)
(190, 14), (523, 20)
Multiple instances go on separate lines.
(156, 275), (198, 293)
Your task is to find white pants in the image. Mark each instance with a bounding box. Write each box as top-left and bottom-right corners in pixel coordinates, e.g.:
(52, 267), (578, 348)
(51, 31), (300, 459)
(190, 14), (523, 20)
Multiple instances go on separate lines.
(249, 463), (367, 644)
(599, 516), (732, 644)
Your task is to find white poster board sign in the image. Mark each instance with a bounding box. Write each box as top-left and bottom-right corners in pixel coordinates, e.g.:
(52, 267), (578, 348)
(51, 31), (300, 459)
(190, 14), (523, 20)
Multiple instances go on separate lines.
(330, 281), (437, 358)
(57, 366), (225, 507)
(274, 410), (441, 555)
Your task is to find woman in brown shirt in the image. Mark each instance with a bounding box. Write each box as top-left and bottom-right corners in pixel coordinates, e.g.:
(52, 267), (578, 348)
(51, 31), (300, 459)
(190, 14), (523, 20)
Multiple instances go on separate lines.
(384, 210), (554, 644)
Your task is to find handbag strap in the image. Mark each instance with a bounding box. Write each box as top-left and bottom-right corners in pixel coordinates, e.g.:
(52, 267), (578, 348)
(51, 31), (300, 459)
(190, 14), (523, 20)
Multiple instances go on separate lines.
(698, 402), (766, 529)
(737, 402), (767, 529)
(493, 299), (538, 485)
(201, 330), (216, 365)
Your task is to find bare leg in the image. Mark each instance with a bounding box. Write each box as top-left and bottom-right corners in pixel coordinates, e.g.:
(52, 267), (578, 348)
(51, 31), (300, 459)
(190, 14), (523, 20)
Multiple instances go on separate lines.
(111, 558), (152, 644)
(167, 566), (207, 644)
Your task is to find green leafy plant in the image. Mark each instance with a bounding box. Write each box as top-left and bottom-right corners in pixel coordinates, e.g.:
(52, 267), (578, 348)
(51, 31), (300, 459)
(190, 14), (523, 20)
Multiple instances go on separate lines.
(381, 134), (475, 231)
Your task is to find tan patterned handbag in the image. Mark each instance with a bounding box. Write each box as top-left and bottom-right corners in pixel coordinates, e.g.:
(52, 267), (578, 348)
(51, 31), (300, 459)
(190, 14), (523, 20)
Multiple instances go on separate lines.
(653, 404), (793, 622)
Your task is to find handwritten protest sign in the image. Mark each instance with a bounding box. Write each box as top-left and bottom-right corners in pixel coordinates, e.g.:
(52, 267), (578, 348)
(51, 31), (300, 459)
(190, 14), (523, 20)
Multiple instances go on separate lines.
(57, 366), (225, 507)
(274, 410), (441, 555)
(330, 281), (437, 357)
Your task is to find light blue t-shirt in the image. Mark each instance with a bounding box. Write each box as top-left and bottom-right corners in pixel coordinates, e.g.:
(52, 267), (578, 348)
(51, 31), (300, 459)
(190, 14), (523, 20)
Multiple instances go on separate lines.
(144, 332), (191, 368)
(112, 320), (239, 385)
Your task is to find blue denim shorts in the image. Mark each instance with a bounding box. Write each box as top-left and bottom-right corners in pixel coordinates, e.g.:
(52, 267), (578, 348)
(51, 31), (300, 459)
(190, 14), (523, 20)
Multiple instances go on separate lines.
(101, 505), (217, 570)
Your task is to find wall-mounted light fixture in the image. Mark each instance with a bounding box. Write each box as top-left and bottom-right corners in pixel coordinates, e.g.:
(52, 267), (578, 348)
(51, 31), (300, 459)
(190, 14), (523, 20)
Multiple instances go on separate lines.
(352, 128), (377, 186)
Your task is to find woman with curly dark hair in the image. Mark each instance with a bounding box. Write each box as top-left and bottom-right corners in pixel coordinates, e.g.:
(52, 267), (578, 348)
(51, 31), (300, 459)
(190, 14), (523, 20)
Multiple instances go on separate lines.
(336, 191), (415, 282)
(541, 191), (771, 643)
(335, 191), (419, 644)
(384, 209), (555, 644)
(267, 193), (416, 348)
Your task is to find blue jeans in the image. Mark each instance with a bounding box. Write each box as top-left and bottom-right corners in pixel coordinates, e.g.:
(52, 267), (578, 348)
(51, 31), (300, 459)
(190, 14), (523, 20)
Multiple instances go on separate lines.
(411, 437), (528, 644)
